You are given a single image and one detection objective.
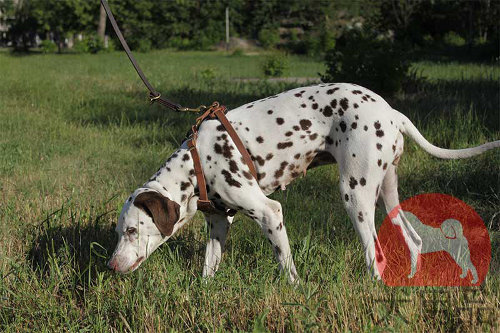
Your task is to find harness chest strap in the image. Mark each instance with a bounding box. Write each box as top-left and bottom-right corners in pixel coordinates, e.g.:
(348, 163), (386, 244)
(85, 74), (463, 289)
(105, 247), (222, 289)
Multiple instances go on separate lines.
(187, 104), (257, 214)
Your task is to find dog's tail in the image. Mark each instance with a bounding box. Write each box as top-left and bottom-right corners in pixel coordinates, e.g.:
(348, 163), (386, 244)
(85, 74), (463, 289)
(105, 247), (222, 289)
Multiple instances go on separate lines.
(440, 218), (464, 239)
(397, 111), (500, 159)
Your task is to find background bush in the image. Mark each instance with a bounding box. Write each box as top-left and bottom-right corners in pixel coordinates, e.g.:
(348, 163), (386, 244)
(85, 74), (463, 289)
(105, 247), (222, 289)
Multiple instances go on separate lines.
(321, 29), (411, 95)
(443, 31), (467, 47)
(39, 39), (57, 53)
(258, 28), (280, 49)
(73, 34), (113, 54)
(261, 53), (288, 77)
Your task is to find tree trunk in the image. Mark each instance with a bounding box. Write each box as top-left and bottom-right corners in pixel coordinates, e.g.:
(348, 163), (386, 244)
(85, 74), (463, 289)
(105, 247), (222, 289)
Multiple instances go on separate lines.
(97, 4), (106, 39)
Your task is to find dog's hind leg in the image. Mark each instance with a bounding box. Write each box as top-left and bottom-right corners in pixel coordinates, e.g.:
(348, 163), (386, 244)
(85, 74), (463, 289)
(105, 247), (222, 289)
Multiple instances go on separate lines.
(340, 173), (386, 279)
(202, 213), (234, 278)
(381, 163), (422, 278)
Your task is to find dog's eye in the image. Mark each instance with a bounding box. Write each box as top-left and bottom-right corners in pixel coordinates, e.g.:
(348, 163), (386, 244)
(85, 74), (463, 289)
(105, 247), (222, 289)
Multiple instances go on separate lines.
(126, 227), (137, 235)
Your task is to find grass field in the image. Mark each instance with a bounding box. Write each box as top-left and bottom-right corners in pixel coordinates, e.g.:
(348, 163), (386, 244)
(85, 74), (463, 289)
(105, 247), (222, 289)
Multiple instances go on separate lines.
(0, 50), (499, 331)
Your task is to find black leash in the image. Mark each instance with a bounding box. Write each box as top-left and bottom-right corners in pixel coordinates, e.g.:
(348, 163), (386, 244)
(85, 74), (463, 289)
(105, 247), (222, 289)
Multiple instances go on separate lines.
(100, 0), (205, 112)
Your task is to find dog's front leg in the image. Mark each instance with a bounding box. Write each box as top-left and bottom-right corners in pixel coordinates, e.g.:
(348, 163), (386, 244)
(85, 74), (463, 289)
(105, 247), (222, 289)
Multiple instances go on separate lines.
(202, 213), (233, 278)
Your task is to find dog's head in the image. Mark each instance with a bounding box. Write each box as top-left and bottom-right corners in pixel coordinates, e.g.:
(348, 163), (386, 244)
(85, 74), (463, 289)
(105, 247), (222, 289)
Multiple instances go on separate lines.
(107, 188), (196, 273)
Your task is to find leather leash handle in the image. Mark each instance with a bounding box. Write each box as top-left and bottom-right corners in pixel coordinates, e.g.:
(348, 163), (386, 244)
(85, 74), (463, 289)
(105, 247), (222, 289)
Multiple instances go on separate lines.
(100, 0), (182, 111)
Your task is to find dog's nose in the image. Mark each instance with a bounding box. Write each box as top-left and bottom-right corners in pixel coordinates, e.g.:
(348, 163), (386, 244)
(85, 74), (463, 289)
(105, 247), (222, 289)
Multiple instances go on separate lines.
(107, 258), (118, 271)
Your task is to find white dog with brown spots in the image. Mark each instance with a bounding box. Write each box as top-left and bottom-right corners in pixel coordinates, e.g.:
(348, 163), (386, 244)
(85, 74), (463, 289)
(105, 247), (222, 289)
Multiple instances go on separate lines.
(108, 83), (499, 282)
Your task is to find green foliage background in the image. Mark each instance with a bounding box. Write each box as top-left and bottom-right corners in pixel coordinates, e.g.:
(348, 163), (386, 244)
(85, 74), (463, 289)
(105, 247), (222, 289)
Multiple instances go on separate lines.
(1, 0), (499, 54)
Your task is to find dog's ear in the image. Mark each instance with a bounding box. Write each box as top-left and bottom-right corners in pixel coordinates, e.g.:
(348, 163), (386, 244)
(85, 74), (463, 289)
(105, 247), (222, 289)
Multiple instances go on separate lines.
(134, 191), (180, 237)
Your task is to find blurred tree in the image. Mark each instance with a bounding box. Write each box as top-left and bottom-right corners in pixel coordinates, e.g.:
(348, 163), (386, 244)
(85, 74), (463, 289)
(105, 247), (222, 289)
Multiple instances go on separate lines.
(0, 0), (38, 50)
(33, 0), (93, 52)
(0, 0), (497, 55)
(97, 4), (106, 39)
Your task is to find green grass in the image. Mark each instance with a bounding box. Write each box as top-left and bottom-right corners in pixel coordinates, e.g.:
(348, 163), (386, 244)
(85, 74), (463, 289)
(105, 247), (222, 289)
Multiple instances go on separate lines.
(0, 50), (499, 331)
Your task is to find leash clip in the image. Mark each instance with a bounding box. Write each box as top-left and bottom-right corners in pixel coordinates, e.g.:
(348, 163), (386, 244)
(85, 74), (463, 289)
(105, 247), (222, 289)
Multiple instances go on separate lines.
(178, 105), (208, 113)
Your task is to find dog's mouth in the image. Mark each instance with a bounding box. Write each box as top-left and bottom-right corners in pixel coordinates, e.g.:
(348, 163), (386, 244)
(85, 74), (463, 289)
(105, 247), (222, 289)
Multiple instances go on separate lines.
(128, 256), (145, 272)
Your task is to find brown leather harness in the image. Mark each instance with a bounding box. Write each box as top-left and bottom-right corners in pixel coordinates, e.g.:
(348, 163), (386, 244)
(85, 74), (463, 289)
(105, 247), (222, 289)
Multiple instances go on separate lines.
(187, 102), (257, 214)
(101, 0), (257, 215)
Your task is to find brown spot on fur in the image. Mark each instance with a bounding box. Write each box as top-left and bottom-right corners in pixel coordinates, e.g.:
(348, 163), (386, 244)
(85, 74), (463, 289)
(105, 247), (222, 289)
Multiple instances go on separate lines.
(323, 105), (333, 117)
(299, 119), (312, 130)
(276, 118), (285, 125)
(256, 136), (264, 143)
(257, 172), (266, 180)
(214, 143), (223, 154)
(312, 103), (318, 109)
(326, 136), (334, 145)
(294, 153), (301, 159)
(266, 153), (273, 160)
(216, 124), (225, 131)
(339, 98), (349, 110)
(182, 154), (190, 161)
(327, 87), (339, 94)
(349, 177), (358, 189)
(277, 142), (293, 149)
(274, 161), (289, 178)
(377, 143), (382, 150)
(376, 130), (384, 137)
(309, 133), (318, 140)
(229, 160), (239, 173)
(330, 99), (337, 108)
(358, 211), (364, 222)
(180, 181), (190, 191)
(253, 155), (265, 166)
(339, 121), (347, 132)
(267, 110), (273, 114)
(360, 177), (366, 186)
(221, 170), (242, 188)
(285, 131), (293, 137)
(243, 170), (253, 180)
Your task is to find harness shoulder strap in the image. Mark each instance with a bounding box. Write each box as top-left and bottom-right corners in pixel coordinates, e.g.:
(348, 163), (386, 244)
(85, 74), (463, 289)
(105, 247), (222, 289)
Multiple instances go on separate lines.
(212, 109), (258, 180)
(187, 128), (216, 213)
(186, 102), (258, 215)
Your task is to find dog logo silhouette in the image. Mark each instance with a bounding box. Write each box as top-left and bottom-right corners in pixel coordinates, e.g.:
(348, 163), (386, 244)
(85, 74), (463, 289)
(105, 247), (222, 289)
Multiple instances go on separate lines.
(376, 193), (490, 286)
(403, 211), (479, 284)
